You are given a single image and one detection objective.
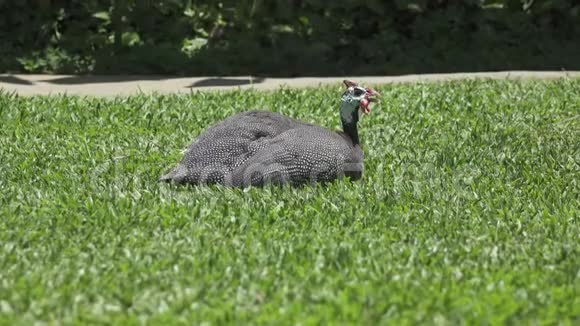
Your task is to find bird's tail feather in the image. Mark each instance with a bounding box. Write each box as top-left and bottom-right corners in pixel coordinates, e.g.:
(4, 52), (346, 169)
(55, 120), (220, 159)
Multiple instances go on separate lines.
(159, 164), (187, 183)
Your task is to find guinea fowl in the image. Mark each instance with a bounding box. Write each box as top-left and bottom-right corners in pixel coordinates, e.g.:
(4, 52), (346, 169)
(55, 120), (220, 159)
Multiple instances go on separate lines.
(160, 80), (379, 187)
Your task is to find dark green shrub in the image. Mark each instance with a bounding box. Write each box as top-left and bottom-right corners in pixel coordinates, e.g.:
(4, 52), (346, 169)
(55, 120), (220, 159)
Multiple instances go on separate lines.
(0, 0), (578, 75)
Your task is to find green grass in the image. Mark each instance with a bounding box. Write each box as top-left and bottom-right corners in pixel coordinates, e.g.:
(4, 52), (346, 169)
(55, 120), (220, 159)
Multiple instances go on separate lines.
(0, 80), (579, 324)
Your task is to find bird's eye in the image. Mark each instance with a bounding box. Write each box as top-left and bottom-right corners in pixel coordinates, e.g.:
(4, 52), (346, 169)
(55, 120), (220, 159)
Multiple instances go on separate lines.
(353, 89), (364, 97)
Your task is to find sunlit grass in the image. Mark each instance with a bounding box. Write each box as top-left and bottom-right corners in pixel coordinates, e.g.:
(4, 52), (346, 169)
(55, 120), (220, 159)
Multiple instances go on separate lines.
(0, 79), (579, 324)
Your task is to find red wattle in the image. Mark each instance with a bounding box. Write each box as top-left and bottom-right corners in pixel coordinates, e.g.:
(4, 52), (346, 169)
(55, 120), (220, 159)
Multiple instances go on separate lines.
(360, 98), (370, 113)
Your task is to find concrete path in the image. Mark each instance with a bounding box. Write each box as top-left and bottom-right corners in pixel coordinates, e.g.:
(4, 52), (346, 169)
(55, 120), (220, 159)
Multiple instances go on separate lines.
(1, 71), (579, 96)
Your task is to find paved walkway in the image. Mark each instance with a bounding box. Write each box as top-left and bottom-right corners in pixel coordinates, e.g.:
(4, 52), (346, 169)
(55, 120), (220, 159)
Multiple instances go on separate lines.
(1, 71), (579, 96)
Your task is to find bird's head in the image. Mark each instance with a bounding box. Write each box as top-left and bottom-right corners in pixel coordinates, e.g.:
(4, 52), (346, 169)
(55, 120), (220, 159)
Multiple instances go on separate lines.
(340, 80), (380, 124)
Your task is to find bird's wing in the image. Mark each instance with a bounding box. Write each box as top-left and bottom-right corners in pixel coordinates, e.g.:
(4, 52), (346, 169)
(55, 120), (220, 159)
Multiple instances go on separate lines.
(180, 111), (300, 165)
(162, 111), (305, 184)
(229, 128), (354, 187)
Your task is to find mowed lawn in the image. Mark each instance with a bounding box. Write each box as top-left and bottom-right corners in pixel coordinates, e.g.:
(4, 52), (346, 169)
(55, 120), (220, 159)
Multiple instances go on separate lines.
(0, 80), (578, 324)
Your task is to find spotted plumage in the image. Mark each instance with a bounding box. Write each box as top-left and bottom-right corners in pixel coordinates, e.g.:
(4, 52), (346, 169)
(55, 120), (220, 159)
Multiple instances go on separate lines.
(160, 80), (379, 187)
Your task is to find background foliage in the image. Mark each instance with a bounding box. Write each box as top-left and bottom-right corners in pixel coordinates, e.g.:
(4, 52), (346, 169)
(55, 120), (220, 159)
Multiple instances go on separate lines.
(1, 0), (579, 75)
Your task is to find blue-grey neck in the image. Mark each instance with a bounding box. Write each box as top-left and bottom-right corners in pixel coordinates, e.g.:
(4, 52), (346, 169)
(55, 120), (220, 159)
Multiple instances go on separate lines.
(340, 100), (360, 145)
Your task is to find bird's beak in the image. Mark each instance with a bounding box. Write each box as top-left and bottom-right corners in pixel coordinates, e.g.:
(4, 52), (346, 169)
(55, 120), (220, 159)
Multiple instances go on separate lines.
(365, 87), (380, 100)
